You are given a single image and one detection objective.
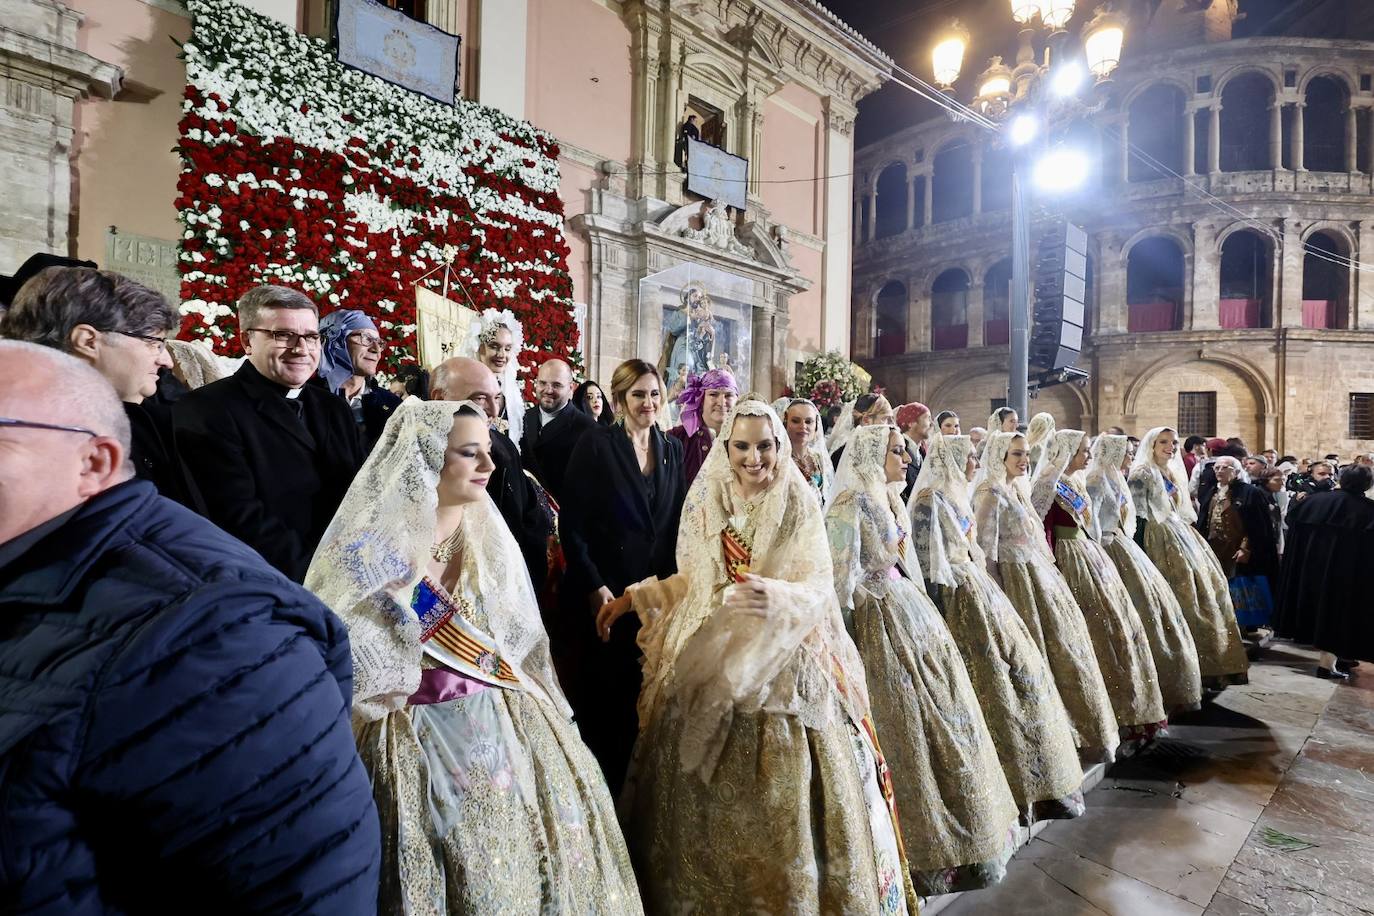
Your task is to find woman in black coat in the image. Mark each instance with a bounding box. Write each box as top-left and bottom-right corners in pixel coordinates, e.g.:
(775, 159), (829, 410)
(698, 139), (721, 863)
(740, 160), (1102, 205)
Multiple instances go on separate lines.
(558, 359), (685, 791)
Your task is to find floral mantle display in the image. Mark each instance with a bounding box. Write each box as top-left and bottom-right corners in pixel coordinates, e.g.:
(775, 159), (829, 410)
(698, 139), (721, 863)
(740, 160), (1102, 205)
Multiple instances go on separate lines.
(789, 350), (872, 409)
(176, 0), (577, 386)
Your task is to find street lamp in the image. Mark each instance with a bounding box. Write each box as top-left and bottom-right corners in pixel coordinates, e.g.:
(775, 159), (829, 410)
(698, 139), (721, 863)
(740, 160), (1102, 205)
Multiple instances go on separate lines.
(930, 1), (1124, 421)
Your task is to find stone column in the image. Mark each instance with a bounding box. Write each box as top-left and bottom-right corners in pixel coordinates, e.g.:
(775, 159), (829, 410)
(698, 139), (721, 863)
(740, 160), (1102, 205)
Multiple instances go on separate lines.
(1183, 106), (1197, 176)
(1291, 103), (1305, 171)
(867, 184), (878, 242)
(1191, 222), (1221, 329)
(922, 170), (934, 225)
(1269, 102), (1283, 169)
(820, 101), (856, 354)
(425, 0), (462, 31)
(1366, 109), (1374, 175)
(751, 304), (776, 394)
(1345, 106), (1359, 173)
(909, 283), (931, 352)
(1095, 238), (1128, 334)
(1208, 104), (1222, 174)
(966, 281), (985, 347)
(1278, 218), (1305, 328)
(971, 146), (983, 214)
(1357, 221), (1374, 329)
(1120, 117), (1131, 182)
(905, 174), (917, 230)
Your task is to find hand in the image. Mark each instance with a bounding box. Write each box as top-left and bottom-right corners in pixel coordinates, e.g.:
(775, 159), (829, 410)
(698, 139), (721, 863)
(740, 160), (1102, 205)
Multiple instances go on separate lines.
(596, 594), (633, 642)
(724, 574), (771, 616)
(1234, 548), (1250, 563)
(588, 586), (614, 617)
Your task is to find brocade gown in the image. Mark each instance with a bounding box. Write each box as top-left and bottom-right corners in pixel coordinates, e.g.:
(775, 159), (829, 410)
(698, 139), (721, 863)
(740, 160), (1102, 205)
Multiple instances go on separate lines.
(909, 491), (1085, 822)
(355, 579), (642, 915)
(972, 485), (1120, 764)
(1042, 479), (1168, 745)
(1087, 474), (1204, 715)
(828, 490), (1018, 897)
(1129, 470), (1249, 687)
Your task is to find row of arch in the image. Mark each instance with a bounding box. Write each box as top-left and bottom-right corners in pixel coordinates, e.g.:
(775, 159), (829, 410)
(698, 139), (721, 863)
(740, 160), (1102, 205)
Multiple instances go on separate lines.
(866, 226), (1355, 354)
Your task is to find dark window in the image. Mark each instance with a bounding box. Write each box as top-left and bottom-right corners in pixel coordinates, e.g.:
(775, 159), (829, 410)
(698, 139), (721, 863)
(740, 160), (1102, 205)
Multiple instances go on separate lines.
(1196, 75), (1212, 93)
(1177, 392), (1217, 439)
(915, 148), (925, 164)
(990, 397), (1007, 413)
(1362, 74), (1372, 92)
(1284, 70), (1297, 89)
(1350, 393), (1374, 439)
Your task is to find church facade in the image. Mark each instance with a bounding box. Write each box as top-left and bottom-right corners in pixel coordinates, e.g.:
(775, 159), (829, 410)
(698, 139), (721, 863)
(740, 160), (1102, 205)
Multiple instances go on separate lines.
(850, 1), (1374, 455)
(0, 0), (887, 392)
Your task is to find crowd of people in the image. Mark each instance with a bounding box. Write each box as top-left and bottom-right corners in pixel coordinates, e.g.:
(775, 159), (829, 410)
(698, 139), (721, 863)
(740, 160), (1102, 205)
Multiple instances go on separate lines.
(1, 266), (1369, 913)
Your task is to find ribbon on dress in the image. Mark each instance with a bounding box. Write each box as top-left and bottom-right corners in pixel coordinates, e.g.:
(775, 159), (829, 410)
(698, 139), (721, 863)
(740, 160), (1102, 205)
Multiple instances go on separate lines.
(411, 578), (521, 690)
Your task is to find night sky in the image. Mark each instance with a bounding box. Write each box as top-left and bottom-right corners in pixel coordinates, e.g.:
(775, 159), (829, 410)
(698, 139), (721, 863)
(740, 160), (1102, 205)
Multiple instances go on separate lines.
(819, 0), (1301, 149)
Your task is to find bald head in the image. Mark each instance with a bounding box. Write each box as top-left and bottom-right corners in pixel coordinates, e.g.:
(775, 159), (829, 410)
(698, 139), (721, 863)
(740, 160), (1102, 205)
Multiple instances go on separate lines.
(430, 357), (500, 418)
(0, 340), (132, 543)
(535, 358), (573, 412)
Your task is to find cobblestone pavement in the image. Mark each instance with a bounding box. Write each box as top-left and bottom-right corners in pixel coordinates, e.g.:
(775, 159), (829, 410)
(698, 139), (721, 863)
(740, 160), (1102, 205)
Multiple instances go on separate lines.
(941, 643), (1372, 915)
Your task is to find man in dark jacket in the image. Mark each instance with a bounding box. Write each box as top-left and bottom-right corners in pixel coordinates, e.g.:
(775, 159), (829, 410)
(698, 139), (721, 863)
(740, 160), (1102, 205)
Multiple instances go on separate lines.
(0, 341), (380, 913)
(0, 265), (205, 513)
(430, 356), (552, 593)
(520, 357), (594, 502)
(173, 285), (365, 582)
(314, 308), (402, 452)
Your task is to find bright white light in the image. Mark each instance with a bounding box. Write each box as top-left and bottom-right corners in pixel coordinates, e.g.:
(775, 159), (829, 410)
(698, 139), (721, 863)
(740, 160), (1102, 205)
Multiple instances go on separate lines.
(1051, 61), (1086, 97)
(1009, 114), (1039, 146)
(1032, 148), (1090, 193)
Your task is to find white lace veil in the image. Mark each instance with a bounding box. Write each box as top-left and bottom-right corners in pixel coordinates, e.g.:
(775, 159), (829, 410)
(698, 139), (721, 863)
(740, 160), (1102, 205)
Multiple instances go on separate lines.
(824, 397), (858, 453)
(908, 432), (980, 586)
(783, 397), (835, 503)
(1030, 428), (1091, 525)
(464, 308), (525, 448)
(304, 396), (568, 723)
(829, 424), (921, 600)
(972, 430), (1046, 563)
(658, 399), (869, 780)
(1130, 426), (1197, 524)
(1025, 411), (1057, 475)
(1087, 433), (1136, 538)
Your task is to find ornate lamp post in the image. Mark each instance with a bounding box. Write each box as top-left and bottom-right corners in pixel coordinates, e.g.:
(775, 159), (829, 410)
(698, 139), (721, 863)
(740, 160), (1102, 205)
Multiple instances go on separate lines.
(931, 3), (1125, 419)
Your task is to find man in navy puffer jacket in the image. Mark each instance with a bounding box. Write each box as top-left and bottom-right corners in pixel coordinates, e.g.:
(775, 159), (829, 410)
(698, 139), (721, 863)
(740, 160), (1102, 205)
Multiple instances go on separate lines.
(0, 340), (380, 913)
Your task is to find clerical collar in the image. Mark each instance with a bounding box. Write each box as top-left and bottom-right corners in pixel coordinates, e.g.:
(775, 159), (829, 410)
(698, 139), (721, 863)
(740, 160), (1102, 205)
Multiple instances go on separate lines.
(285, 387), (303, 399)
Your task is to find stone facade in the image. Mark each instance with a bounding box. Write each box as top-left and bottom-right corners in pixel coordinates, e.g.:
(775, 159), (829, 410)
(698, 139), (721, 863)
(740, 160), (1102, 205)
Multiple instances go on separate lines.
(850, 16), (1374, 456)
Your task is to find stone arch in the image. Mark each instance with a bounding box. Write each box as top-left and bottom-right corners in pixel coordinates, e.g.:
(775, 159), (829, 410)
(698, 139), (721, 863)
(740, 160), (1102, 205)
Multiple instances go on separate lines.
(1122, 349), (1277, 419)
(1213, 64), (1281, 97)
(874, 161), (908, 239)
(1219, 69), (1277, 172)
(1126, 235), (1187, 331)
(1127, 82), (1187, 180)
(1213, 219), (1279, 252)
(1119, 75), (1193, 111)
(1219, 229), (1276, 327)
(682, 55), (745, 94)
(931, 138), (975, 224)
(1303, 73), (1350, 172)
(1302, 228), (1352, 329)
(1297, 67), (1355, 95)
(873, 279), (908, 356)
(930, 267), (971, 350)
(1121, 226), (1194, 264)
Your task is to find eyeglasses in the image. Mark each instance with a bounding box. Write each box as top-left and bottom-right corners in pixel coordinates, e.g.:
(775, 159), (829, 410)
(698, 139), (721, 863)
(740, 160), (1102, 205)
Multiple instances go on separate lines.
(0, 417), (99, 437)
(104, 329), (169, 353)
(246, 328), (323, 348)
(347, 333), (385, 352)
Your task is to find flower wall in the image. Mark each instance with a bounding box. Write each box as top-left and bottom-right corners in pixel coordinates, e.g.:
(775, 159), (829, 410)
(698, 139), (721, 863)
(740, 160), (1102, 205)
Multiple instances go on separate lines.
(176, 0), (578, 386)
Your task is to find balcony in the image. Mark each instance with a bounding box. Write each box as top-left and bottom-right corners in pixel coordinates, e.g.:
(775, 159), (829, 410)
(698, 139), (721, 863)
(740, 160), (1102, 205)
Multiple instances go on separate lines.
(932, 324), (968, 351)
(1127, 301), (1178, 333)
(1219, 298), (1263, 329)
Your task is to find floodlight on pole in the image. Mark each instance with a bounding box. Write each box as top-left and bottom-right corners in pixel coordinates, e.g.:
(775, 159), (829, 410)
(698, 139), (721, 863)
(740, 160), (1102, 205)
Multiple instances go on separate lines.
(1051, 60), (1087, 97)
(1032, 147), (1090, 192)
(1009, 113), (1039, 145)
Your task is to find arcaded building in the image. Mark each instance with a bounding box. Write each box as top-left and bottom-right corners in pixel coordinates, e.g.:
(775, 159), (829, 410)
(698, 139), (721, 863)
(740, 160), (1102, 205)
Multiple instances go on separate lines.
(850, 0), (1374, 455)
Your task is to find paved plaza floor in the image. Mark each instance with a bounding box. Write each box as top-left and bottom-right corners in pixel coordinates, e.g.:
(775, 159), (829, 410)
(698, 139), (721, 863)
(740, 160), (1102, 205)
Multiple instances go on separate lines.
(940, 644), (1372, 915)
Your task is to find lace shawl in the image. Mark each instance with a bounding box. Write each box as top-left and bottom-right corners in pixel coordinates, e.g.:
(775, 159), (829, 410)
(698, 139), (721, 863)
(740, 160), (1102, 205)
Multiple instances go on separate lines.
(1086, 434), (1137, 543)
(166, 338), (238, 390)
(626, 400), (868, 781)
(1128, 426), (1197, 524)
(1030, 429), (1090, 522)
(824, 397), (858, 453)
(973, 431), (1053, 564)
(1025, 411), (1057, 476)
(304, 397), (568, 724)
(827, 425), (922, 608)
(907, 433), (982, 586)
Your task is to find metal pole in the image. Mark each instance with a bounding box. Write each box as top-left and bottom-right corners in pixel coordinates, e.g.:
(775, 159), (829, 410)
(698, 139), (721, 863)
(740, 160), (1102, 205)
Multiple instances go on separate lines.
(1008, 157), (1030, 419)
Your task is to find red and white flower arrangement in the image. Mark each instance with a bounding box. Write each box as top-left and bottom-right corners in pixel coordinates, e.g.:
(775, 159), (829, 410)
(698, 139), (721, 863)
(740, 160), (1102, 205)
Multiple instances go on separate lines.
(176, 0), (578, 389)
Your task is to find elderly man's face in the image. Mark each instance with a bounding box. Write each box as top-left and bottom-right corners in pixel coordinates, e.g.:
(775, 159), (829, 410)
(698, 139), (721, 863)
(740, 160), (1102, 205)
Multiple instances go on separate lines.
(1243, 457), (1264, 476)
(242, 306), (320, 388)
(434, 360), (501, 418)
(1215, 460), (1239, 485)
(346, 328), (384, 378)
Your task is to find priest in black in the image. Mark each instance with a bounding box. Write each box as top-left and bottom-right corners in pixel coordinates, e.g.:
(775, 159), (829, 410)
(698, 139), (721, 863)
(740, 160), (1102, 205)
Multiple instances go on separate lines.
(520, 357), (594, 502)
(173, 286), (364, 582)
(1276, 464), (1374, 679)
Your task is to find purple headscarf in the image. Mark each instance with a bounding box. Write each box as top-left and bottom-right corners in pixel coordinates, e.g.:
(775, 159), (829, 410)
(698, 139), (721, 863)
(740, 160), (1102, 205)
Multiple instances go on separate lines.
(317, 309), (379, 393)
(676, 368), (738, 437)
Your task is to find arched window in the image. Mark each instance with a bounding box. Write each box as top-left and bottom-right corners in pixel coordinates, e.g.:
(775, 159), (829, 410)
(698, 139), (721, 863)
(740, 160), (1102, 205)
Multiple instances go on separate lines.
(1304, 76), (1348, 172)
(874, 163), (908, 239)
(874, 281), (908, 356)
(932, 141), (974, 223)
(931, 268), (970, 350)
(1126, 237), (1185, 332)
(1220, 73), (1275, 172)
(1128, 84), (1185, 180)
(983, 259), (1012, 345)
(1219, 230), (1273, 328)
(981, 146), (1012, 212)
(1302, 231), (1350, 328)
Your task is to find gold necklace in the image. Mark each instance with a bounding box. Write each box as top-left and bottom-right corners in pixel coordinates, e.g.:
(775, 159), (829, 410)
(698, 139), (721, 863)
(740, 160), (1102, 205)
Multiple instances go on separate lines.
(431, 525), (465, 563)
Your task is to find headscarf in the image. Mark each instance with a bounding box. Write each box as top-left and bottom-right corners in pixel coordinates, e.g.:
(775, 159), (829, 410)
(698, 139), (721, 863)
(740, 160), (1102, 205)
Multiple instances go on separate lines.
(895, 400), (930, 432)
(316, 309), (378, 393)
(1025, 411), (1057, 474)
(1205, 437), (1226, 454)
(304, 397), (568, 723)
(908, 432), (978, 585)
(1086, 433), (1136, 540)
(829, 424), (922, 607)
(987, 407), (1017, 433)
(465, 308), (525, 448)
(675, 368), (738, 437)
(642, 399), (868, 780)
(1130, 426), (1197, 524)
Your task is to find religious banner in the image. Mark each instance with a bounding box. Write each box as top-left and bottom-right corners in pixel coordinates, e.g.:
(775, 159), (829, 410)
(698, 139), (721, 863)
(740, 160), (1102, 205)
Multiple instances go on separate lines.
(334, 0), (461, 105)
(686, 138), (748, 211)
(415, 285), (478, 370)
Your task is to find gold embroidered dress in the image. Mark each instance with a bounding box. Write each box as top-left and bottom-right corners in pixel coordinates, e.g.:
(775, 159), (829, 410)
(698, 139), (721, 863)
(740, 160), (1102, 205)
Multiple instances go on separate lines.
(622, 402), (916, 915)
(306, 399), (641, 915)
(828, 426), (1017, 897)
(907, 434), (1085, 823)
(973, 432), (1119, 764)
(1128, 427), (1249, 688)
(1086, 435), (1203, 715)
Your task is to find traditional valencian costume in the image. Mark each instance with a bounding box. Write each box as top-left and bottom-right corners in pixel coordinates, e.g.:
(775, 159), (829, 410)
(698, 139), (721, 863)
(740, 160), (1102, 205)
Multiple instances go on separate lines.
(306, 399), (641, 914)
(828, 425), (1018, 896)
(1086, 435), (1203, 714)
(620, 401), (915, 914)
(907, 433), (1085, 822)
(973, 431), (1120, 764)
(1035, 430), (1168, 748)
(1129, 427), (1249, 688)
